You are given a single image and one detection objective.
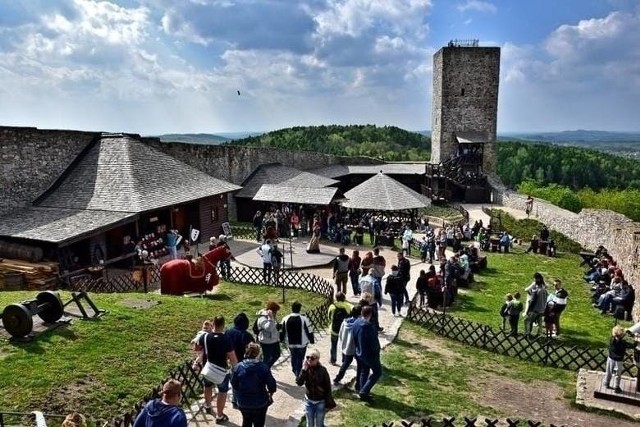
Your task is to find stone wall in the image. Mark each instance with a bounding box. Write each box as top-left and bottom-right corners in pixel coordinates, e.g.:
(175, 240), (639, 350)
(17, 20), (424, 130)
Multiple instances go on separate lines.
(489, 176), (640, 319)
(431, 46), (500, 173)
(0, 126), (98, 216)
(142, 139), (380, 185)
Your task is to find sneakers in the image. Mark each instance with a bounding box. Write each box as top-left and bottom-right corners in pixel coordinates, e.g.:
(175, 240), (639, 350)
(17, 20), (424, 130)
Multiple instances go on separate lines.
(216, 414), (229, 424)
(333, 379), (341, 386)
(358, 393), (374, 403)
(615, 387), (623, 394)
(203, 404), (213, 415)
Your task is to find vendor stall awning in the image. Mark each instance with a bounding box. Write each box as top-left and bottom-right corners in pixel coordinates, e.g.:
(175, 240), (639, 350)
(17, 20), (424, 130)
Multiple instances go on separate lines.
(0, 207), (137, 246)
(341, 173), (431, 211)
(253, 185), (338, 205)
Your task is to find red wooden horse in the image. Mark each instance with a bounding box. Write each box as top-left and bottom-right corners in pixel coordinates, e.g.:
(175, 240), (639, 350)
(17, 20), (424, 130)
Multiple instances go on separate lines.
(160, 245), (232, 295)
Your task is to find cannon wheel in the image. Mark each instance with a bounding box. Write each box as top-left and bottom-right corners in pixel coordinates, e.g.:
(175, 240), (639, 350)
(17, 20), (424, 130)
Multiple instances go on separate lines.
(2, 304), (33, 338)
(36, 291), (64, 323)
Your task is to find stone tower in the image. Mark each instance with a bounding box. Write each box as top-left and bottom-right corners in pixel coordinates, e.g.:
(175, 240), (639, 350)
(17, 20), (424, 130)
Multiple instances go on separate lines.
(431, 42), (500, 174)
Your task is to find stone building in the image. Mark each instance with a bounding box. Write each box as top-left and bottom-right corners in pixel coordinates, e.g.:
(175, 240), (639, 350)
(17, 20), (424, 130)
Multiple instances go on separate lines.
(426, 41), (500, 203)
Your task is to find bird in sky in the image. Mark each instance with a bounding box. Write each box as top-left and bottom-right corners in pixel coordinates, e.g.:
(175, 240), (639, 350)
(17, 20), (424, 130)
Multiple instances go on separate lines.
(237, 90), (241, 96)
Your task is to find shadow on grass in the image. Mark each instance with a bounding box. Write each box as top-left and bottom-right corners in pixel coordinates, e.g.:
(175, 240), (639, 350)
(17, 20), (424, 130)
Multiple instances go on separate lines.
(337, 387), (435, 421)
(449, 293), (490, 313)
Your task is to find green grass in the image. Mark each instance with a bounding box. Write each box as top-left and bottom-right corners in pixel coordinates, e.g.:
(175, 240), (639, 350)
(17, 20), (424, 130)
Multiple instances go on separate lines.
(0, 283), (325, 420)
(327, 322), (577, 425)
(446, 246), (631, 348)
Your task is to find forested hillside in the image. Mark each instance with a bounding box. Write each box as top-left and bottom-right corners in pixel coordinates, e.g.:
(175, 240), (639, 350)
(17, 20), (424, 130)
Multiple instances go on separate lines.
(227, 125), (431, 161)
(496, 141), (640, 190)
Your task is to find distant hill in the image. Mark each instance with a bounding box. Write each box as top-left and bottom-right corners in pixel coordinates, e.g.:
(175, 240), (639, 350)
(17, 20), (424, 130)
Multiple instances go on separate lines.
(228, 124), (431, 161)
(152, 132), (264, 145)
(501, 130), (640, 159)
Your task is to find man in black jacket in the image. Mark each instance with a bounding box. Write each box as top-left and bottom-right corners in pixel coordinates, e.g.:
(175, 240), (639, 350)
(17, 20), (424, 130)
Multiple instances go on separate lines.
(396, 252), (411, 305)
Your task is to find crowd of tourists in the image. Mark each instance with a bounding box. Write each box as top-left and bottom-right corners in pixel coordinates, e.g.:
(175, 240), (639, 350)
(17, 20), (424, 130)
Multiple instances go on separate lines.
(586, 246), (635, 320)
(498, 272), (569, 338)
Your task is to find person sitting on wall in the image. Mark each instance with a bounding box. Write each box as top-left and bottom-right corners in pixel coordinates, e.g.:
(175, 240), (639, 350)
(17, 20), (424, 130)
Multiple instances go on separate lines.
(499, 232), (511, 253)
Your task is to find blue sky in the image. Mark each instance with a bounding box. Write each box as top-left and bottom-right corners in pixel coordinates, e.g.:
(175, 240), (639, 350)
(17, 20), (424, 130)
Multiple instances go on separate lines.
(1, 0), (639, 134)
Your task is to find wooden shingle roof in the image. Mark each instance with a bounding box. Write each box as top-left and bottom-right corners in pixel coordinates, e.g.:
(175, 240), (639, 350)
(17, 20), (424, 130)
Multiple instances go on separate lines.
(0, 207), (137, 245)
(36, 135), (241, 212)
(236, 163), (338, 198)
(341, 173), (431, 211)
(253, 185), (338, 205)
(311, 163), (427, 178)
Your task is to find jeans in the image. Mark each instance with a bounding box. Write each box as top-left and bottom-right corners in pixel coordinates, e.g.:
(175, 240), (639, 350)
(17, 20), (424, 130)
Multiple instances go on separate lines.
(290, 347), (307, 377)
(373, 278), (382, 306)
(603, 357), (623, 389)
(357, 357), (382, 396)
(304, 398), (325, 427)
(261, 342), (281, 367)
(240, 406), (268, 427)
(350, 272), (360, 295)
(330, 335), (339, 364)
(334, 353), (355, 382)
(390, 293), (403, 315)
(524, 312), (542, 336)
(262, 263), (272, 284)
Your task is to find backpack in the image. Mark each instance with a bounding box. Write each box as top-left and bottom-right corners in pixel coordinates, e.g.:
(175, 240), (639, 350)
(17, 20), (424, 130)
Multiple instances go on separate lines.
(331, 306), (349, 334)
(252, 315), (265, 338)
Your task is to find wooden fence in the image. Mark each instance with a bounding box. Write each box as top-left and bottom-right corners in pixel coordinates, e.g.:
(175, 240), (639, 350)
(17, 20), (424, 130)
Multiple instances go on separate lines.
(60, 261), (334, 426)
(406, 301), (635, 376)
(364, 417), (563, 427)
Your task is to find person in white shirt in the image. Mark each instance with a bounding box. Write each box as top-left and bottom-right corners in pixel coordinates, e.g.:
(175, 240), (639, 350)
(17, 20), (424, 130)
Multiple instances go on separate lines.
(257, 240), (274, 284)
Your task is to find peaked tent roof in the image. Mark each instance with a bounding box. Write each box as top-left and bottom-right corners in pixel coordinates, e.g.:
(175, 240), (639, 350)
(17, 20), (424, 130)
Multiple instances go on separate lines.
(236, 163), (338, 198)
(35, 135), (241, 212)
(253, 185), (338, 205)
(341, 173), (431, 211)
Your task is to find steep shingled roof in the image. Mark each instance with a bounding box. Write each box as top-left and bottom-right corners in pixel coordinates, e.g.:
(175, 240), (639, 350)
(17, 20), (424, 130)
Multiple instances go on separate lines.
(36, 135), (241, 212)
(236, 163), (338, 198)
(253, 184), (338, 205)
(341, 173), (431, 211)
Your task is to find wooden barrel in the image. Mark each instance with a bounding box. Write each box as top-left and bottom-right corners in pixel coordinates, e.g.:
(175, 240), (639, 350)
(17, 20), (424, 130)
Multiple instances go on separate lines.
(0, 241), (44, 262)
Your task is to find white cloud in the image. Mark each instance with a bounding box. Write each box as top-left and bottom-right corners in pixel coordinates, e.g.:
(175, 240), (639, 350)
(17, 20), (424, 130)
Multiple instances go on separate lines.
(457, 1), (497, 14)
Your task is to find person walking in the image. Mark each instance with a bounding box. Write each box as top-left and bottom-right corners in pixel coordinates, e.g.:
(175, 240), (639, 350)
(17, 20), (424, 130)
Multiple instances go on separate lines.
(396, 251), (411, 305)
(333, 305), (362, 386)
(257, 240), (273, 284)
(231, 343), (277, 427)
(225, 312), (255, 409)
(296, 348), (336, 427)
(348, 250), (362, 297)
(371, 248), (386, 307)
(281, 301), (315, 377)
(134, 379), (186, 427)
(327, 292), (353, 366)
(333, 247), (350, 295)
(197, 316), (237, 423)
(255, 301), (282, 367)
(384, 265), (405, 317)
(352, 305), (381, 402)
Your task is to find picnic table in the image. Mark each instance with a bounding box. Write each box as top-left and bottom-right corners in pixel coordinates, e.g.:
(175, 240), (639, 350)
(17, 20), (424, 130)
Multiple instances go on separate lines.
(579, 251), (596, 267)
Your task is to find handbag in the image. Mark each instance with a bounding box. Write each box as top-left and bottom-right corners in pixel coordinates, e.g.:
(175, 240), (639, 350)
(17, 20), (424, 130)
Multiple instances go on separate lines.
(201, 334), (228, 384)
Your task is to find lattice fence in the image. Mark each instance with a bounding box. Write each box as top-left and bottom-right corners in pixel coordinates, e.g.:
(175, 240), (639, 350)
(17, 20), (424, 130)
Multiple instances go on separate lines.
(68, 266), (161, 293)
(406, 302), (634, 375)
(82, 267), (333, 427)
(364, 418), (563, 427)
